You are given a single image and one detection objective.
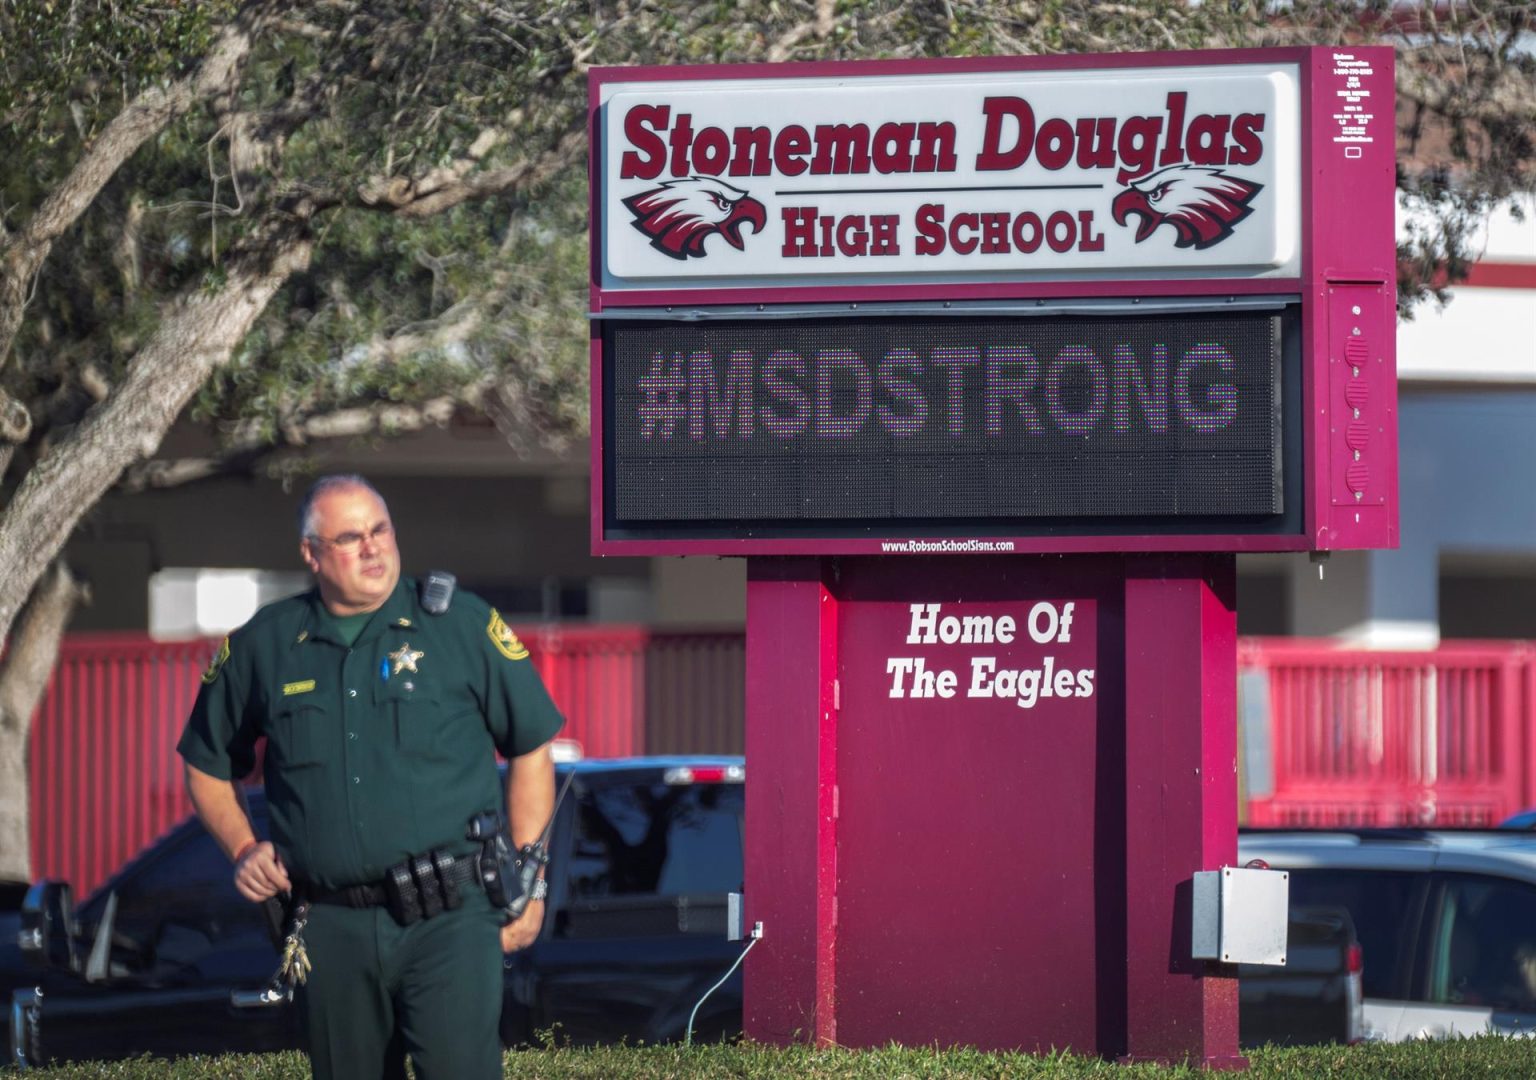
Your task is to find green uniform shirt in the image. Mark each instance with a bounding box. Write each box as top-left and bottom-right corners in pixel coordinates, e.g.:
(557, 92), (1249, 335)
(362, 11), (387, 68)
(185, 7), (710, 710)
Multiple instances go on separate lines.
(177, 578), (565, 892)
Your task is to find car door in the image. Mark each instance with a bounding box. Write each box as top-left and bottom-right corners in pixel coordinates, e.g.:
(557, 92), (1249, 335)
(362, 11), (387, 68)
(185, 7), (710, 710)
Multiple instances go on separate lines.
(33, 810), (301, 1064)
(508, 773), (744, 1045)
(1282, 866), (1433, 1043)
(1391, 872), (1536, 1040)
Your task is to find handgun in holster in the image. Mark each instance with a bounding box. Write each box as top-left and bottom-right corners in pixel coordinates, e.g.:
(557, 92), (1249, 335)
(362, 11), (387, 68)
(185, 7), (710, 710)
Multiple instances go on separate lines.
(467, 810), (546, 919)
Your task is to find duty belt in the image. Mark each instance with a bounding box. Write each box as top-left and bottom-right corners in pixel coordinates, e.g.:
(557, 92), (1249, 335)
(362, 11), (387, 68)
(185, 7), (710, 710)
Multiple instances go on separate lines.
(304, 849), (482, 925)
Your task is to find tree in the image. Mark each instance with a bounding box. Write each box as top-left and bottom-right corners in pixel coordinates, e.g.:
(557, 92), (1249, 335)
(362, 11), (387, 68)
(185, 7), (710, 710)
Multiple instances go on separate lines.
(0, 1), (1530, 880)
(0, 0), (595, 878)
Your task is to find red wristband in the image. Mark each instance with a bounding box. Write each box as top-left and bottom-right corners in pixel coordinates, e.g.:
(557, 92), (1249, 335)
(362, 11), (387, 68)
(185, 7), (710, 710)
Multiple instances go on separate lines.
(233, 839), (258, 864)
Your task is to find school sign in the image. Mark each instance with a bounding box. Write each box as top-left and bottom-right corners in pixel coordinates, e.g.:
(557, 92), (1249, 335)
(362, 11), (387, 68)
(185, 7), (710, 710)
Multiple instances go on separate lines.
(586, 51), (1397, 1061)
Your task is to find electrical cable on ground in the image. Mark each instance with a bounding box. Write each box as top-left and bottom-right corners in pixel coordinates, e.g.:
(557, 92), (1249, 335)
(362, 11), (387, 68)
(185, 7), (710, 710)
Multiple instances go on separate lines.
(685, 931), (760, 1046)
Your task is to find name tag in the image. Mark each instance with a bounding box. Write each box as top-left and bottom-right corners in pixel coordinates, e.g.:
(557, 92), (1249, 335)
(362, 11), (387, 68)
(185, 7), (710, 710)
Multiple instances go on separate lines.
(283, 680), (316, 696)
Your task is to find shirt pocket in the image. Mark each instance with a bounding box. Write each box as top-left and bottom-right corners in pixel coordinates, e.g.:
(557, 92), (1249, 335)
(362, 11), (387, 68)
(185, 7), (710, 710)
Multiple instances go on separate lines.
(379, 677), (450, 760)
(265, 700), (326, 768)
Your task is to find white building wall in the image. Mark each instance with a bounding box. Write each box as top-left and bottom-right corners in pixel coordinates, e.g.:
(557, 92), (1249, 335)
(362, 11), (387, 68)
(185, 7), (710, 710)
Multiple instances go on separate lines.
(1267, 195), (1536, 645)
(1396, 197), (1536, 383)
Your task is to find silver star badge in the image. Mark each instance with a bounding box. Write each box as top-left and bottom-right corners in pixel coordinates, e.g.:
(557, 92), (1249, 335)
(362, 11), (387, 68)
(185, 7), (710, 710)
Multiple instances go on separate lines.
(388, 643), (424, 675)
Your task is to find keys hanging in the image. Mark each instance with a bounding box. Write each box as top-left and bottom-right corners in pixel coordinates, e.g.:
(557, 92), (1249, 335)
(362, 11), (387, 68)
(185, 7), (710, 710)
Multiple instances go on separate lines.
(276, 900), (312, 987)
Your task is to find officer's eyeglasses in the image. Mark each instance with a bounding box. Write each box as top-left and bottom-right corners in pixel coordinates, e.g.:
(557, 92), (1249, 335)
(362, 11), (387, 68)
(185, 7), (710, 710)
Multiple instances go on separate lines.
(308, 521), (394, 554)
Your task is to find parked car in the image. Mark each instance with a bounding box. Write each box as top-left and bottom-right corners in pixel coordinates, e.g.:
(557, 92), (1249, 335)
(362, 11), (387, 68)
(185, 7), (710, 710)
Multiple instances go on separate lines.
(1239, 828), (1536, 1041)
(6, 756), (745, 1067)
(0, 882), (28, 913)
(1237, 904), (1363, 1047)
(1500, 809), (1536, 830)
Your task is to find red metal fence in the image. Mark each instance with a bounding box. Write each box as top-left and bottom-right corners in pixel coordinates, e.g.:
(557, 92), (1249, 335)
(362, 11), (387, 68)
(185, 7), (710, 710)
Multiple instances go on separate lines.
(1240, 638), (1536, 827)
(28, 626), (746, 896)
(29, 635), (211, 899)
(27, 631), (1536, 895)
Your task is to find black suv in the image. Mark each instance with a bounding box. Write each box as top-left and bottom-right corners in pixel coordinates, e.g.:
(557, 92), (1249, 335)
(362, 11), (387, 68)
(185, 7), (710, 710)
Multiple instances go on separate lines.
(6, 756), (745, 1067)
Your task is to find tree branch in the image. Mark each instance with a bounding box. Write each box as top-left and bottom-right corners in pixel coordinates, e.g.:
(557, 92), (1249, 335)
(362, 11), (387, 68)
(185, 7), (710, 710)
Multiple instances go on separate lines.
(290, 396), (460, 441)
(0, 8), (263, 368)
(0, 387), (30, 444)
(0, 210), (315, 643)
(120, 396), (462, 492)
(358, 128), (585, 218)
(1396, 72), (1536, 132)
(119, 249), (525, 493)
(359, 127), (505, 209)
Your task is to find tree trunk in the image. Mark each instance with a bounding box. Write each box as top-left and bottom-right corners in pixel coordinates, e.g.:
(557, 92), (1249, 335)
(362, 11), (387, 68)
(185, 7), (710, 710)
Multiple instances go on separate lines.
(0, 217), (315, 650)
(0, 219), (311, 879)
(0, 733), (23, 882)
(0, 564), (88, 882)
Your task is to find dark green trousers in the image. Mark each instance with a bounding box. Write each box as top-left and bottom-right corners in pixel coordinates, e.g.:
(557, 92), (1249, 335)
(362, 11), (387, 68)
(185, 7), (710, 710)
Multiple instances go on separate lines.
(297, 893), (504, 1080)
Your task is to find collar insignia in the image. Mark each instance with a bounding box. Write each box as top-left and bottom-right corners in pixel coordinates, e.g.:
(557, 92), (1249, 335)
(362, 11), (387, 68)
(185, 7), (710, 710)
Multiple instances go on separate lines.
(388, 642), (424, 675)
(395, 617), (412, 628)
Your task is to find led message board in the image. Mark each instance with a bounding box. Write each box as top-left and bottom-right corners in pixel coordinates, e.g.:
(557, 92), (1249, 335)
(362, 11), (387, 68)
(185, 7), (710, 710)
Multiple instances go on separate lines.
(604, 305), (1296, 541)
(589, 47), (1399, 555)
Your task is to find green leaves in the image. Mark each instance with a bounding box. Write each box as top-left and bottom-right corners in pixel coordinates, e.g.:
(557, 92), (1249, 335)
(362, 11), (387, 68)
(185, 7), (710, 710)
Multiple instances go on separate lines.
(0, 1), (239, 145)
(4, 0), (1531, 481)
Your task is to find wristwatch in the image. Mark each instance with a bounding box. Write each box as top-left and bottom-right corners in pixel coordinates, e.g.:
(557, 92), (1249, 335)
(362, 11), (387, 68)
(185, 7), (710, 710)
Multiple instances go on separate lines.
(529, 877), (548, 902)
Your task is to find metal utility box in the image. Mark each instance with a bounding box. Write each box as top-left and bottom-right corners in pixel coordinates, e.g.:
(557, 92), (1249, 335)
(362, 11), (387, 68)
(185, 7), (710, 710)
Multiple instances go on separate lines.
(1192, 866), (1289, 965)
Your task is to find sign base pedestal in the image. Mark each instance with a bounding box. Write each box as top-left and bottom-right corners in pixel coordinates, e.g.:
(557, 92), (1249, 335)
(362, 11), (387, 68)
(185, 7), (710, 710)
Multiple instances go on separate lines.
(743, 553), (1242, 1065)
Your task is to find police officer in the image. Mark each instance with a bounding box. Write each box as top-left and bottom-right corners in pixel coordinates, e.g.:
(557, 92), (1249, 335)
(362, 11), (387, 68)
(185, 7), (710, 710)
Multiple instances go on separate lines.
(178, 474), (564, 1080)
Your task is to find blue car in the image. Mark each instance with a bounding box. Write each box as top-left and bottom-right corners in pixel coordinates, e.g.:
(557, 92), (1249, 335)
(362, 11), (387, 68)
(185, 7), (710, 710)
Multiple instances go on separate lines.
(1501, 809), (1536, 830)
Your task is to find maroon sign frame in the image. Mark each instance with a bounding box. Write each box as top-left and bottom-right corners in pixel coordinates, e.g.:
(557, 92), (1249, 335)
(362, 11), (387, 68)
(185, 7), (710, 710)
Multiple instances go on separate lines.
(588, 47), (1397, 558)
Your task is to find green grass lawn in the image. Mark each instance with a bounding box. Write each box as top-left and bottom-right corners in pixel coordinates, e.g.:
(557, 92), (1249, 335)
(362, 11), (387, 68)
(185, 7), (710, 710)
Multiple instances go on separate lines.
(13, 1038), (1536, 1079)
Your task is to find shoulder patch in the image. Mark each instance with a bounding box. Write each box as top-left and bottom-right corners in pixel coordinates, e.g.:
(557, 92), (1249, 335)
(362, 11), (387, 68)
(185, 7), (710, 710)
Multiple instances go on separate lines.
(202, 637), (232, 685)
(487, 609), (529, 661)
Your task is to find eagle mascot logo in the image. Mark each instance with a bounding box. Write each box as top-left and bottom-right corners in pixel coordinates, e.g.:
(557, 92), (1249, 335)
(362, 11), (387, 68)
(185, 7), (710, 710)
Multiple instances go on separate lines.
(623, 176), (768, 260)
(1110, 165), (1264, 250)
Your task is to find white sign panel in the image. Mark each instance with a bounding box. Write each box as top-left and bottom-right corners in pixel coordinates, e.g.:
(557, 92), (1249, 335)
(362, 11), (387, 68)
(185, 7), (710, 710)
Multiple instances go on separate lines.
(598, 63), (1301, 289)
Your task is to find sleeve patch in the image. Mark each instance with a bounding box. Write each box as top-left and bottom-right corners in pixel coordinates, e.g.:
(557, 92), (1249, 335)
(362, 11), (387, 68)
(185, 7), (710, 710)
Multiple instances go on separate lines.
(201, 637), (232, 684)
(487, 609), (529, 661)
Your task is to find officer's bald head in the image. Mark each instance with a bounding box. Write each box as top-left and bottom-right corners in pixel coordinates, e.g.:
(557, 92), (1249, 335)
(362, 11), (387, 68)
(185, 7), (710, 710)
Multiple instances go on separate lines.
(298, 474), (386, 540)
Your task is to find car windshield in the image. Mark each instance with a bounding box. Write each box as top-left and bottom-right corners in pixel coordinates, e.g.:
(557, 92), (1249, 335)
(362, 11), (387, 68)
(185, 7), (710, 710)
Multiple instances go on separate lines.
(567, 780), (744, 898)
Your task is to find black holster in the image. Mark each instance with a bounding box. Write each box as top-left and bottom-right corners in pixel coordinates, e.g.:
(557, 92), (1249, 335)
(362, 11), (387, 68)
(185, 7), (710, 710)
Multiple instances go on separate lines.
(476, 833), (518, 910)
(467, 810), (546, 918)
(261, 895), (290, 951)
